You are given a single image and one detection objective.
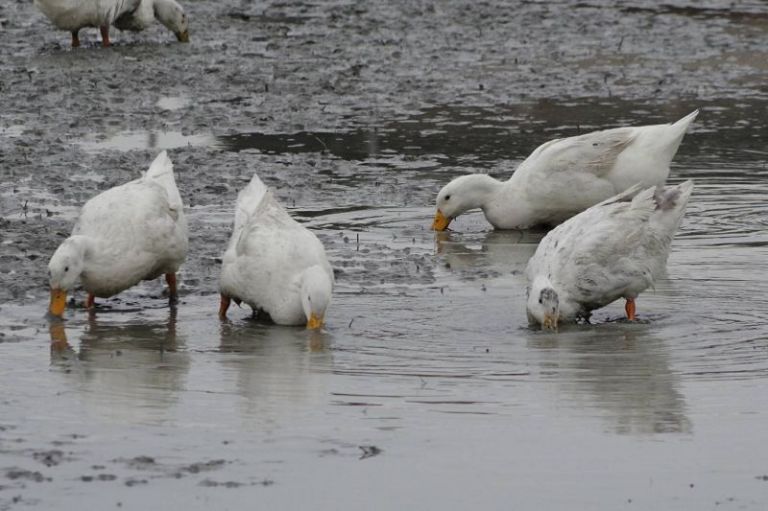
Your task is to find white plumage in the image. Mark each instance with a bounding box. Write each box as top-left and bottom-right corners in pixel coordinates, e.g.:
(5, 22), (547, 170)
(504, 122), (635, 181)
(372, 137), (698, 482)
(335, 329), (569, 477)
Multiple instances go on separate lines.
(34, 0), (189, 47)
(219, 174), (334, 329)
(525, 180), (694, 329)
(48, 151), (188, 316)
(432, 110), (698, 231)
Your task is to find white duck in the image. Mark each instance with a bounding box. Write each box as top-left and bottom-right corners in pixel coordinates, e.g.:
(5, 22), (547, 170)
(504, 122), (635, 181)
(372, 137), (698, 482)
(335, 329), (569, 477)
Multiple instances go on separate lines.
(48, 151), (188, 317)
(34, 0), (189, 48)
(432, 110), (698, 231)
(219, 174), (334, 329)
(525, 180), (693, 330)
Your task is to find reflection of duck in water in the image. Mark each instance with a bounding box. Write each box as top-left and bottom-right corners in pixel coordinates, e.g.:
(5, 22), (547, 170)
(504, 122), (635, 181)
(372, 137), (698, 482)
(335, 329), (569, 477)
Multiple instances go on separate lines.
(434, 230), (543, 275)
(528, 327), (691, 435)
(48, 309), (189, 424)
(217, 321), (333, 424)
(432, 110), (698, 231)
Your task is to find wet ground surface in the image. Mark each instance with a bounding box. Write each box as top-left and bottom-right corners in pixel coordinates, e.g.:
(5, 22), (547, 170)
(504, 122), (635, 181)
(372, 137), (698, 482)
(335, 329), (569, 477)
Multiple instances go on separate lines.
(1, 0), (768, 509)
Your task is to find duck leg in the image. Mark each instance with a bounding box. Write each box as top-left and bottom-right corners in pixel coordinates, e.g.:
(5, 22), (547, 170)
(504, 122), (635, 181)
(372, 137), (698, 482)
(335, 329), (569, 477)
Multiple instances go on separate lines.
(71, 31), (80, 48)
(99, 24), (111, 47)
(165, 273), (178, 303)
(86, 293), (95, 309)
(625, 298), (636, 321)
(218, 294), (231, 319)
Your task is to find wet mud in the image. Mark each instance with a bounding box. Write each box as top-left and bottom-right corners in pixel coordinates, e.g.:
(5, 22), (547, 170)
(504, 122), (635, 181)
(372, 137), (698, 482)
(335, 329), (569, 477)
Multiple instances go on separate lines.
(1, 0), (768, 509)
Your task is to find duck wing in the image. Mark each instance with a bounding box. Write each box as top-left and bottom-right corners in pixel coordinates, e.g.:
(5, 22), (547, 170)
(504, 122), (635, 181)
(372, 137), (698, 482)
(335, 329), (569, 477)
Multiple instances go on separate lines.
(74, 152), (185, 258)
(518, 127), (638, 180)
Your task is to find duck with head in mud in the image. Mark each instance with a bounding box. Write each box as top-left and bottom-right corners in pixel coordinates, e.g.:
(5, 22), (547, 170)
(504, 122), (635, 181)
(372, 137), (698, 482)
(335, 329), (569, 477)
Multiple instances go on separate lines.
(431, 110), (698, 231)
(218, 173), (334, 330)
(525, 180), (693, 330)
(34, 0), (189, 48)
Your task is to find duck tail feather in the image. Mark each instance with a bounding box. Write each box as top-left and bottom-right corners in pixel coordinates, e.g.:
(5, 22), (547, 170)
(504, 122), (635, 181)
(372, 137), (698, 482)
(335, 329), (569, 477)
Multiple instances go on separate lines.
(145, 151), (183, 211)
(650, 180), (694, 234)
(672, 109), (699, 130)
(655, 180), (694, 212)
(662, 109), (698, 150)
(233, 173), (270, 235)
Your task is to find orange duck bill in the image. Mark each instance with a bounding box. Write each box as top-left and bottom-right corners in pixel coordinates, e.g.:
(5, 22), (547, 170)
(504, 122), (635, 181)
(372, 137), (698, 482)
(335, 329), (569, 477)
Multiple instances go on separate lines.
(306, 313), (324, 330)
(49, 288), (67, 317)
(431, 209), (451, 231)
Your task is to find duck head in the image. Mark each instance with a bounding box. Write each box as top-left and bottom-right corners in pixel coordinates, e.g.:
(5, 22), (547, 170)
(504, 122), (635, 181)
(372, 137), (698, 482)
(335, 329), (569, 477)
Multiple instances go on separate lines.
(155, 0), (190, 42)
(48, 237), (87, 317)
(300, 266), (333, 330)
(432, 174), (499, 231)
(526, 277), (560, 331)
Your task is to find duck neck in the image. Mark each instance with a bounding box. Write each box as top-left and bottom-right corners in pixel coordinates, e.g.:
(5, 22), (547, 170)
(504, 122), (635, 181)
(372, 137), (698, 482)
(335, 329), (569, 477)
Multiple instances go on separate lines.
(461, 174), (503, 213)
(154, 0), (182, 30)
(67, 235), (95, 261)
(481, 177), (537, 229)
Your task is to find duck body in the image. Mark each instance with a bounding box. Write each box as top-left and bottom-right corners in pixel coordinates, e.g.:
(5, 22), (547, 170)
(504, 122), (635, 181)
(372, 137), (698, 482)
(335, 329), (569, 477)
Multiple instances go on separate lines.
(34, 0), (138, 31)
(48, 151), (187, 316)
(433, 110), (698, 231)
(34, 0), (189, 47)
(219, 174), (333, 328)
(525, 180), (694, 329)
(74, 179), (187, 297)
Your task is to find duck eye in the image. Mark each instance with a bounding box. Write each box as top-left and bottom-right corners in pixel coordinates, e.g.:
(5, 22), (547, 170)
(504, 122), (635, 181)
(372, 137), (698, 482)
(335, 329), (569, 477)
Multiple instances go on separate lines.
(538, 298), (543, 304)
(445, 195), (451, 201)
(64, 266), (69, 272)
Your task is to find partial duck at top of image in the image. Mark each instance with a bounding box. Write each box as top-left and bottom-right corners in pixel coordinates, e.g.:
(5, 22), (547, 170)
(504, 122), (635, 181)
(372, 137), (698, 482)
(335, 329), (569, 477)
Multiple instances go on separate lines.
(33, 0), (189, 48)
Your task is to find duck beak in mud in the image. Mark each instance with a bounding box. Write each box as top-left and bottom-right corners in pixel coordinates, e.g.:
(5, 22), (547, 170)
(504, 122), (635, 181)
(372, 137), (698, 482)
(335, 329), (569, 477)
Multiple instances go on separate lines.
(432, 209), (451, 231)
(542, 313), (558, 331)
(176, 30), (190, 42)
(49, 288), (67, 317)
(307, 312), (324, 330)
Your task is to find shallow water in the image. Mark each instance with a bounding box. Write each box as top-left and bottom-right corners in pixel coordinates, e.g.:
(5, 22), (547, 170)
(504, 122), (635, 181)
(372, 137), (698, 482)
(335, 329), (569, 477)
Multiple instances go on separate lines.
(2, 0), (768, 509)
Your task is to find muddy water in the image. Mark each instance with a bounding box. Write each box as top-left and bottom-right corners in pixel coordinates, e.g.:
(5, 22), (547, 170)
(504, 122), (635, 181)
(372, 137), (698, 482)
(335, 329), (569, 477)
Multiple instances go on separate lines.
(2, 0), (768, 509)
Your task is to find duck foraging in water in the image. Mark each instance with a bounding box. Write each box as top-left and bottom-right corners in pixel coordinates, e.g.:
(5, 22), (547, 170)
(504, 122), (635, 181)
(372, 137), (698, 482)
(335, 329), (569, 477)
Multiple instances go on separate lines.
(34, 0), (189, 48)
(525, 180), (694, 330)
(219, 173), (334, 329)
(48, 151), (188, 317)
(432, 110), (698, 231)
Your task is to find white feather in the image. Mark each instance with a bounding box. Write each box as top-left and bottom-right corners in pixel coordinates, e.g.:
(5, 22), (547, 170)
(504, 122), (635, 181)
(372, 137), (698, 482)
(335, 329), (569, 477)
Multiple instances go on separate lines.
(219, 174), (334, 326)
(144, 150), (183, 214)
(435, 111), (698, 230)
(48, 151), (188, 298)
(34, 0), (140, 31)
(525, 180), (694, 324)
(33, 0), (188, 43)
